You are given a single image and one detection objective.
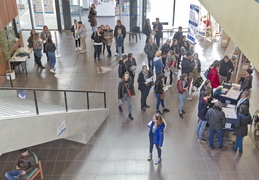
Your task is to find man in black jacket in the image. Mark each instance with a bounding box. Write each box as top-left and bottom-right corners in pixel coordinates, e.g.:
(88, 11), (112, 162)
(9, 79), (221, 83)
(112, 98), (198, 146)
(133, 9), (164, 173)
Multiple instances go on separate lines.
(219, 55), (234, 83)
(144, 38), (159, 71)
(181, 52), (194, 76)
(114, 20), (126, 55)
(153, 18), (163, 47)
(118, 55), (128, 79)
(173, 26), (183, 42)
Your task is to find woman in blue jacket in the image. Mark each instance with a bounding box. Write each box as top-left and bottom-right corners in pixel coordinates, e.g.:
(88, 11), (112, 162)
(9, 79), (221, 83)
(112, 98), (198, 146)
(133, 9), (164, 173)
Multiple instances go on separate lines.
(147, 114), (167, 165)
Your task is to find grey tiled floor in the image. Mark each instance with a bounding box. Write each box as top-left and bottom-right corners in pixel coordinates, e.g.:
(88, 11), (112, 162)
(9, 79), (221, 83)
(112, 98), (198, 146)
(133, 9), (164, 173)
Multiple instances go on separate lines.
(1, 26), (259, 179)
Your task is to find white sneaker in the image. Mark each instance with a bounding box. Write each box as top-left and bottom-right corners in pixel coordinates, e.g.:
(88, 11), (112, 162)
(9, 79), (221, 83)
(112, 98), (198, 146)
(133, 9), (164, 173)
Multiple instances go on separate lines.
(187, 97), (192, 101)
(50, 69), (56, 73)
(115, 53), (118, 56)
(75, 48), (78, 51)
(78, 47), (81, 51)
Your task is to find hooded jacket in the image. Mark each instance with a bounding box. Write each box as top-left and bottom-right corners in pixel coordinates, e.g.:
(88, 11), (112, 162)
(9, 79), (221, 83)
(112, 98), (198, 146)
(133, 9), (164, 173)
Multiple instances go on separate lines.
(234, 113), (251, 137)
(144, 43), (158, 58)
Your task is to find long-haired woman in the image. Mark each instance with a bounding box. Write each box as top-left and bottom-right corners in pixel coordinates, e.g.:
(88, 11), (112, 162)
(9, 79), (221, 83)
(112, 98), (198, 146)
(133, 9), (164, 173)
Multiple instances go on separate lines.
(143, 18), (151, 44)
(177, 73), (189, 118)
(32, 33), (45, 69)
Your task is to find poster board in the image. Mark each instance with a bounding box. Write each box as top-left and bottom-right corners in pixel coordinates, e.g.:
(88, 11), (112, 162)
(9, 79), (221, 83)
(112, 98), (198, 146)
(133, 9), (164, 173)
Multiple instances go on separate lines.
(187, 4), (199, 43)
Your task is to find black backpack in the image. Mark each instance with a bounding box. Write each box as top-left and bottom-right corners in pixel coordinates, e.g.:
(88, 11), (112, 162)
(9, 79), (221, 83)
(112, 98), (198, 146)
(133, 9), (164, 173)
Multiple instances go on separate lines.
(194, 76), (204, 88)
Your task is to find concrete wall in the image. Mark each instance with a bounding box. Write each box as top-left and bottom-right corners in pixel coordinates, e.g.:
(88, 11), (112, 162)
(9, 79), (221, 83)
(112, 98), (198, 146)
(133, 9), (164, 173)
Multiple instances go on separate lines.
(199, 0), (259, 70)
(0, 109), (109, 155)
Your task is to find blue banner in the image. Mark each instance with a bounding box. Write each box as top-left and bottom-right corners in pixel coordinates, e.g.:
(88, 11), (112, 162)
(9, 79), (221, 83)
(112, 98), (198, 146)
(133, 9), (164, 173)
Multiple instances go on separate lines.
(188, 4), (199, 44)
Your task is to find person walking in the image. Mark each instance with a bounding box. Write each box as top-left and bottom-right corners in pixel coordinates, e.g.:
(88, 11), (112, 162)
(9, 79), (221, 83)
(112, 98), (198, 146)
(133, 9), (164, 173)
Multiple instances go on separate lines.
(205, 101), (228, 151)
(45, 37), (57, 73)
(32, 33), (46, 69)
(118, 71), (135, 120)
(88, 3), (97, 33)
(153, 18), (163, 47)
(154, 74), (170, 115)
(147, 114), (167, 165)
(115, 28), (124, 60)
(114, 20), (126, 55)
(91, 27), (105, 61)
(71, 19), (81, 51)
(103, 25), (113, 58)
(196, 91), (211, 143)
(40, 25), (51, 61)
(233, 105), (251, 153)
(137, 65), (153, 112)
(118, 55), (128, 79)
(143, 18), (151, 44)
(78, 21), (87, 54)
(126, 53), (137, 83)
(144, 38), (158, 71)
(177, 73), (189, 118)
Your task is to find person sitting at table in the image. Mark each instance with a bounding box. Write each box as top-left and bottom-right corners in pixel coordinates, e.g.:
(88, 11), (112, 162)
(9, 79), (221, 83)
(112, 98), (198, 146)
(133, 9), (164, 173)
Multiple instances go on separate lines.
(240, 68), (253, 91)
(205, 101), (228, 151)
(236, 91), (250, 114)
(233, 105), (251, 153)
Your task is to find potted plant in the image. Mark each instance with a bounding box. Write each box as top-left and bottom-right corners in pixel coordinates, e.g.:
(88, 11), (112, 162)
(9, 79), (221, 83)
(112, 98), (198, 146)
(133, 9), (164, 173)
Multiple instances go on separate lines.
(0, 22), (16, 80)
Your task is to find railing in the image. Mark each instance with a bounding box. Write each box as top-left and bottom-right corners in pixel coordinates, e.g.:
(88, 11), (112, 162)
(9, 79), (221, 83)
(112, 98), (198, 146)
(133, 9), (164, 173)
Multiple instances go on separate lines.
(0, 87), (106, 114)
(0, 74), (13, 87)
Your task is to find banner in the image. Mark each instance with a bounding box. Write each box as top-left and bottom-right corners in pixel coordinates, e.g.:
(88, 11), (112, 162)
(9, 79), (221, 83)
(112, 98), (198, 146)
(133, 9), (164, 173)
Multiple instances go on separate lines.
(32, 0), (45, 27)
(187, 4), (199, 43)
(44, 0), (54, 14)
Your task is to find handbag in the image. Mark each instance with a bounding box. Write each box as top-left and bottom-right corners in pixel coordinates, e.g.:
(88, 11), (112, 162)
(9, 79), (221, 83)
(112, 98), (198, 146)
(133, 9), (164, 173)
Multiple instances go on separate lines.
(151, 29), (156, 36)
(161, 93), (165, 99)
(125, 85), (133, 97)
(150, 81), (155, 86)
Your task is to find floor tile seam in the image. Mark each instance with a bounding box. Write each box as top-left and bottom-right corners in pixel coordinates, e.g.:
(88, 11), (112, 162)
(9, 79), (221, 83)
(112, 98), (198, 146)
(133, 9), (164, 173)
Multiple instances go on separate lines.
(0, 153), (12, 176)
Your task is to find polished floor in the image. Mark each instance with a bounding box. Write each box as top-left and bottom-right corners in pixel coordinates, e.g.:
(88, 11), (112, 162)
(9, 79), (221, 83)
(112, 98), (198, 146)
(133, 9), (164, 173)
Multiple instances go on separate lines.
(1, 24), (259, 180)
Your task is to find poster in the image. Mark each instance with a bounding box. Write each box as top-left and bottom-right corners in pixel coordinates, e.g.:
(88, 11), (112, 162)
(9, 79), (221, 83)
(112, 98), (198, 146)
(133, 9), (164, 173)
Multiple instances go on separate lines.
(187, 4), (199, 43)
(32, 0), (45, 27)
(15, 16), (21, 33)
(57, 120), (66, 136)
(44, 0), (54, 14)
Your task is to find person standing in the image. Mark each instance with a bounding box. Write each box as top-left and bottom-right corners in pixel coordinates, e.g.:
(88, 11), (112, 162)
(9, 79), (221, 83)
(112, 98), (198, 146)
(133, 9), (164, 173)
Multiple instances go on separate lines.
(170, 39), (180, 72)
(78, 21), (87, 54)
(116, 28), (124, 60)
(40, 25), (51, 61)
(5, 148), (35, 180)
(177, 73), (189, 118)
(205, 101), (228, 151)
(236, 91), (250, 114)
(103, 25), (113, 57)
(153, 50), (164, 77)
(192, 53), (201, 88)
(143, 18), (151, 44)
(144, 38), (158, 71)
(137, 65), (153, 112)
(118, 72), (135, 120)
(173, 26), (183, 42)
(32, 33), (46, 69)
(153, 18), (163, 47)
(91, 27), (105, 61)
(160, 39), (171, 54)
(118, 55), (128, 79)
(208, 61), (220, 89)
(114, 20), (126, 55)
(233, 105), (251, 153)
(88, 3), (97, 33)
(181, 52), (194, 76)
(126, 53), (137, 83)
(164, 50), (176, 85)
(196, 91), (211, 143)
(45, 37), (57, 73)
(219, 55), (234, 83)
(240, 68), (253, 91)
(154, 74), (170, 115)
(71, 19), (81, 51)
(147, 114), (167, 165)
(27, 30), (36, 61)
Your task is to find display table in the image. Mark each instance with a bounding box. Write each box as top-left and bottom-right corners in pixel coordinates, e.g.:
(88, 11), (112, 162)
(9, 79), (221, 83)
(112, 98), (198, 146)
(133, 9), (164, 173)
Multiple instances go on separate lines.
(221, 105), (237, 143)
(218, 84), (242, 104)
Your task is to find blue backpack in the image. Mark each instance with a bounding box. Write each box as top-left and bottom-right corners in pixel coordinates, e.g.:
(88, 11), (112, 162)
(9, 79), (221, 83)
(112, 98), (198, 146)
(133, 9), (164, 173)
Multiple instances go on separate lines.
(204, 68), (211, 79)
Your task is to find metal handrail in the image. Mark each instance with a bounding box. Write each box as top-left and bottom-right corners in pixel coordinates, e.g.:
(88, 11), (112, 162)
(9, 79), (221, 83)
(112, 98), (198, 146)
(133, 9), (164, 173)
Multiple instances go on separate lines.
(0, 74), (13, 87)
(0, 87), (107, 114)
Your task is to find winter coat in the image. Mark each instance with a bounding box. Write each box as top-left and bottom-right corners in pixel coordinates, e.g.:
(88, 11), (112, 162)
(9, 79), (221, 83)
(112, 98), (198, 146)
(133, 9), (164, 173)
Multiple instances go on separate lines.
(153, 22), (163, 36)
(181, 57), (194, 75)
(234, 113), (251, 137)
(45, 42), (56, 52)
(118, 79), (135, 99)
(173, 31), (183, 42)
(137, 70), (153, 91)
(118, 60), (128, 79)
(154, 57), (164, 73)
(114, 24), (126, 39)
(154, 81), (164, 94)
(116, 34), (124, 47)
(206, 106), (226, 130)
(160, 43), (170, 54)
(16, 152), (35, 172)
(148, 121), (165, 147)
(219, 59), (234, 77)
(143, 23), (151, 36)
(144, 43), (158, 58)
(88, 7), (97, 27)
(241, 75), (253, 90)
(236, 98), (250, 114)
(208, 68), (220, 89)
(125, 59), (137, 77)
(91, 31), (105, 44)
(198, 97), (209, 121)
(27, 35), (34, 48)
(103, 29), (114, 43)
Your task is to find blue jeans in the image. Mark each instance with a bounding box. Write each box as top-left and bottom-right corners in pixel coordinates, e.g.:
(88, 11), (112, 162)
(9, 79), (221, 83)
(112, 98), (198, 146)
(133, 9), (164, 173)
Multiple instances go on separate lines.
(156, 94), (165, 111)
(5, 170), (23, 180)
(48, 51), (56, 69)
(118, 46), (122, 59)
(178, 93), (184, 113)
(209, 128), (224, 149)
(234, 137), (243, 152)
(94, 45), (102, 59)
(196, 119), (207, 140)
(147, 56), (154, 71)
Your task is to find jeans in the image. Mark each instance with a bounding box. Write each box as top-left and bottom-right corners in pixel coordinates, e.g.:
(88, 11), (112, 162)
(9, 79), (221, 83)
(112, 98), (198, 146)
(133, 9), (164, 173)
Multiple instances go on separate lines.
(118, 46), (122, 59)
(149, 132), (162, 158)
(178, 93), (184, 113)
(140, 86), (151, 108)
(119, 93), (132, 114)
(155, 34), (161, 47)
(196, 119), (207, 139)
(5, 170), (23, 180)
(209, 128), (224, 149)
(156, 94), (165, 111)
(234, 136), (243, 152)
(94, 45), (102, 59)
(164, 70), (173, 85)
(48, 51), (56, 69)
(147, 56), (154, 71)
(116, 45), (124, 53)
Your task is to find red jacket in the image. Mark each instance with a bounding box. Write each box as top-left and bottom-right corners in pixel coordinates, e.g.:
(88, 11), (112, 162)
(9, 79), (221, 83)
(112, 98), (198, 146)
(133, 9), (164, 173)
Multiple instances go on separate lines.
(177, 79), (188, 94)
(208, 68), (220, 89)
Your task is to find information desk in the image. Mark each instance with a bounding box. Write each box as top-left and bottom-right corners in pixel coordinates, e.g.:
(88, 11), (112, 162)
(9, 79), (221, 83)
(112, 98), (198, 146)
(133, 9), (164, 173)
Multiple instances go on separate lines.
(221, 105), (237, 143)
(10, 47), (33, 76)
(219, 84), (242, 105)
